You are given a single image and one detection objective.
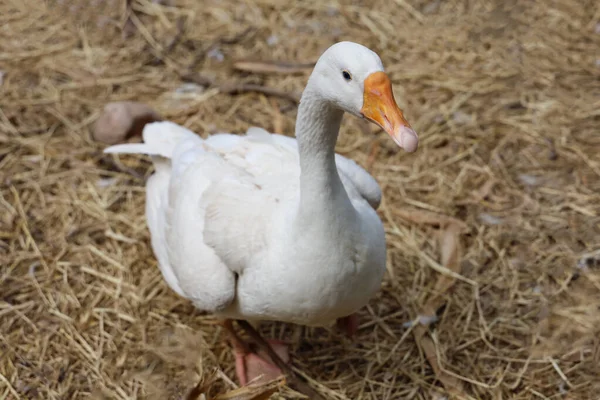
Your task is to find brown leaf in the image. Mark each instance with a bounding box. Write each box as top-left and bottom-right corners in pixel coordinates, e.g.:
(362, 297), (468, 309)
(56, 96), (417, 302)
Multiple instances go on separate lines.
(412, 222), (469, 397)
(425, 222), (463, 313)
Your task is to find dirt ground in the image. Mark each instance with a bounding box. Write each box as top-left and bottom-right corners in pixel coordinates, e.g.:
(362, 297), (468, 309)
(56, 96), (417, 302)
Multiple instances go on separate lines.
(1, 0), (599, 399)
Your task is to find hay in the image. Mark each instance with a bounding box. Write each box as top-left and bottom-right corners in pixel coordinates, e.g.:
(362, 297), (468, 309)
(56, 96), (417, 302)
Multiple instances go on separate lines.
(1, 0), (599, 398)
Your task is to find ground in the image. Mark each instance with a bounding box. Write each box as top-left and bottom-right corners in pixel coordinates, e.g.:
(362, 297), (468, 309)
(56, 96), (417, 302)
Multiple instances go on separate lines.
(1, 0), (599, 399)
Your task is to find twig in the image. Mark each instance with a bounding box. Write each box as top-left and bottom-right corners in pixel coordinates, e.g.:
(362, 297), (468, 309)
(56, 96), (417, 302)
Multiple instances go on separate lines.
(185, 371), (218, 400)
(366, 139), (380, 171)
(122, 0), (136, 38)
(392, 0), (425, 23)
(271, 98), (284, 134)
(233, 60), (315, 74)
(181, 73), (214, 87)
(181, 73), (301, 103)
(211, 377), (286, 400)
(219, 83), (301, 103)
(148, 17), (186, 66)
(236, 320), (325, 400)
(188, 27), (256, 72)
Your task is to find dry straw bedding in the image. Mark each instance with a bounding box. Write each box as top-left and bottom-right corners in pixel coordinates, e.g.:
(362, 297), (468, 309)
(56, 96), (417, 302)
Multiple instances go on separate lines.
(1, 0), (599, 399)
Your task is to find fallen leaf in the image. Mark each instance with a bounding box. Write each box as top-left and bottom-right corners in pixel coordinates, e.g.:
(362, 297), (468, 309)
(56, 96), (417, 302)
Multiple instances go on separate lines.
(412, 222), (469, 398)
(425, 223), (463, 313)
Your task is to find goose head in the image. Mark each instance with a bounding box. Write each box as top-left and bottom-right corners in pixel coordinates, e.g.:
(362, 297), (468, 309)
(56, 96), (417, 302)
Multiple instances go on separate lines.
(308, 41), (419, 152)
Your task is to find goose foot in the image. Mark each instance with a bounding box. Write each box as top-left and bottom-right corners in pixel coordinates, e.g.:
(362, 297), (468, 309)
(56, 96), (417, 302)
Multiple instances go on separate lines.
(336, 313), (359, 337)
(236, 339), (289, 386)
(222, 320), (289, 386)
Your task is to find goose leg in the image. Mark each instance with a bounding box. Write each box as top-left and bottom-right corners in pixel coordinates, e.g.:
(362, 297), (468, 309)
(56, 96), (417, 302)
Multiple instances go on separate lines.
(226, 320), (328, 399)
(336, 313), (360, 337)
(222, 320), (289, 386)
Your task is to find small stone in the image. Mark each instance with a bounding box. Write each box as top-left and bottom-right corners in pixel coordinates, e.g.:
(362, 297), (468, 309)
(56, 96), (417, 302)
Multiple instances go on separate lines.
(479, 213), (503, 225)
(93, 101), (162, 144)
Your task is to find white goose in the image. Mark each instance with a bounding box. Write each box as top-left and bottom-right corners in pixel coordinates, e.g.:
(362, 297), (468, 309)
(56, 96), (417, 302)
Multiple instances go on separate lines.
(104, 41), (418, 386)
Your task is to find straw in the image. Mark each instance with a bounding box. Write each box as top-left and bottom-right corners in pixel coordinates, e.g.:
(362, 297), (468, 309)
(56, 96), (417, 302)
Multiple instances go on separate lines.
(1, 0), (599, 398)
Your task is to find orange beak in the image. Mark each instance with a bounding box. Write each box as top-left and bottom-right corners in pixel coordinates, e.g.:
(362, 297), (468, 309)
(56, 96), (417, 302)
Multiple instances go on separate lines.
(361, 71), (418, 152)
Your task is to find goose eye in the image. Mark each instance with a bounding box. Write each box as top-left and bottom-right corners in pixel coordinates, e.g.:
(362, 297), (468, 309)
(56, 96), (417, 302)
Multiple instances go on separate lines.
(342, 70), (352, 81)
